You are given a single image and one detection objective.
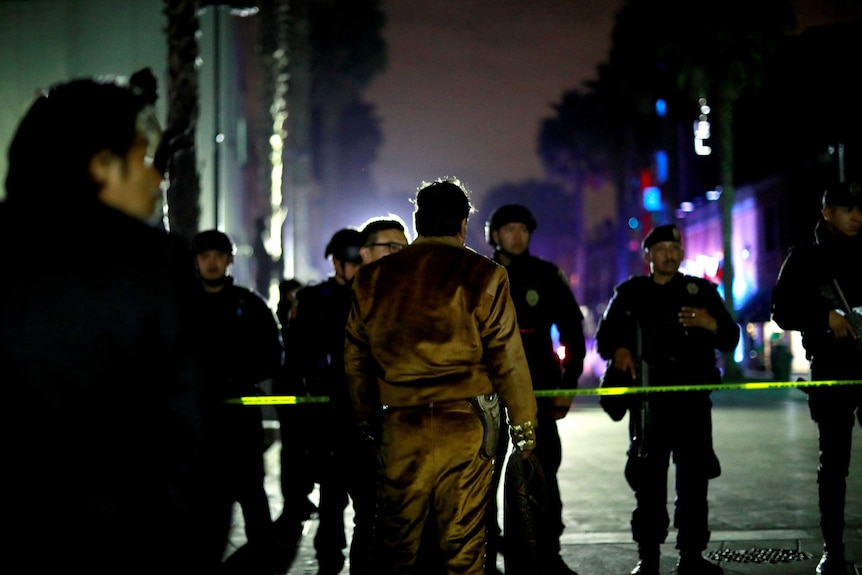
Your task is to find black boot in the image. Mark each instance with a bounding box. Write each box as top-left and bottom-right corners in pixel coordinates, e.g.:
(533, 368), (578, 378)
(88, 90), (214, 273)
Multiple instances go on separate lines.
(675, 551), (722, 575)
(630, 544), (660, 575)
(630, 559), (659, 575)
(816, 543), (847, 575)
(316, 552), (345, 575)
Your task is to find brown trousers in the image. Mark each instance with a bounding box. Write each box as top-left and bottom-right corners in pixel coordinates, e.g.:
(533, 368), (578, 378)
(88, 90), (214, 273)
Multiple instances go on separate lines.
(374, 399), (492, 574)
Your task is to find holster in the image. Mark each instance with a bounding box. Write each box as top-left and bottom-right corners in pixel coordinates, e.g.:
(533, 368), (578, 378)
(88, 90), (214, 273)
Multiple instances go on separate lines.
(469, 393), (501, 460)
(848, 311), (862, 354)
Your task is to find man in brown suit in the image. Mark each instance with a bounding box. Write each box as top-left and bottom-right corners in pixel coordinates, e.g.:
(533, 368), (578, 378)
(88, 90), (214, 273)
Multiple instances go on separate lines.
(344, 178), (538, 574)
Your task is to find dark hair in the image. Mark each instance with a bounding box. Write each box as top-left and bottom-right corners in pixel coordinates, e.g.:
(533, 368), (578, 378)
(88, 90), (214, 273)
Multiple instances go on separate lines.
(413, 178), (475, 237)
(191, 229), (236, 256)
(278, 278), (302, 297)
(361, 216), (407, 246)
(325, 228), (363, 264)
(5, 77), (148, 205)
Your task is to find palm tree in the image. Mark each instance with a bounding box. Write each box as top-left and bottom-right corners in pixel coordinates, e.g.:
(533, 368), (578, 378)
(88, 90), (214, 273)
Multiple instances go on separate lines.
(659, 0), (793, 296)
(162, 0), (203, 241)
(654, 0), (795, 378)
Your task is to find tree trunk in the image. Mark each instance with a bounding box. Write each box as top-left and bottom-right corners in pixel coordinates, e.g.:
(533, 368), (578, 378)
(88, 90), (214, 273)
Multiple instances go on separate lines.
(163, 0), (202, 240)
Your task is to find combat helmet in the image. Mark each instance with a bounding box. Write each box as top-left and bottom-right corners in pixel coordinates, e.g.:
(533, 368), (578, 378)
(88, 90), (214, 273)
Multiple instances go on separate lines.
(484, 204), (537, 247)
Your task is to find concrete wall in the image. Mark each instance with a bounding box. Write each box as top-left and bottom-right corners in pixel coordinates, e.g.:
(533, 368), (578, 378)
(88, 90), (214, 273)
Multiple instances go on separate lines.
(0, 0), (168, 201)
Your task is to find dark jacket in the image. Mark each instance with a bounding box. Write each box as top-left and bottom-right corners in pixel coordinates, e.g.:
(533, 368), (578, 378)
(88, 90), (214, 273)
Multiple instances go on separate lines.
(772, 218), (862, 380)
(596, 272), (740, 385)
(279, 275), (354, 450)
(194, 278), (284, 402)
(283, 276), (352, 399)
(1, 199), (210, 572)
(494, 251), (586, 389)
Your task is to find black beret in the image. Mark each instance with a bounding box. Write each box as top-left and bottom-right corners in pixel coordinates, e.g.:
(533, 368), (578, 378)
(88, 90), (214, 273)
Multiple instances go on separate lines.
(822, 181), (862, 209)
(642, 224), (682, 250)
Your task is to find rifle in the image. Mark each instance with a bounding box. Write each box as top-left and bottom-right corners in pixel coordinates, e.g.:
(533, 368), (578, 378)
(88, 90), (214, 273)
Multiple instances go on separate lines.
(832, 279), (862, 354)
(629, 322), (651, 459)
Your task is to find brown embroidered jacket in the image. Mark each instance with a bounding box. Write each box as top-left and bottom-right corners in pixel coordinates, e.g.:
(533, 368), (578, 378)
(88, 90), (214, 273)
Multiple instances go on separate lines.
(344, 236), (537, 427)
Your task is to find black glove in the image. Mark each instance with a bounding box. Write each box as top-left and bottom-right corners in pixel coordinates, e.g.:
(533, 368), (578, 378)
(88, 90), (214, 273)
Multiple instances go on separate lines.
(598, 366), (631, 422)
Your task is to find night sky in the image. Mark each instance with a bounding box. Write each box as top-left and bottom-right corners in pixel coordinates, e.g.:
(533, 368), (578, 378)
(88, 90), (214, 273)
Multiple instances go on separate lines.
(363, 0), (848, 210)
(364, 0), (623, 202)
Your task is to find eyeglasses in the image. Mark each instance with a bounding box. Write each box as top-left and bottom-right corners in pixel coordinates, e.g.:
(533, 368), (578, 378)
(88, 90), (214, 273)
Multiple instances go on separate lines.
(367, 242), (407, 253)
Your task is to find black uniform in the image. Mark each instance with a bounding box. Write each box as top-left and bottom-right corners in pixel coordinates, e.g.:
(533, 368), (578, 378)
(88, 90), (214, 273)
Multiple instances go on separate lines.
(194, 278), (284, 551)
(277, 276), (372, 574)
(771, 217), (862, 559)
(491, 251), (586, 568)
(596, 272), (739, 554)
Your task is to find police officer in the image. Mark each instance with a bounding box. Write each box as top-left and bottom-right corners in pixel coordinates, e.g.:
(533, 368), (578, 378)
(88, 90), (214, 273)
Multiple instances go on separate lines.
(275, 228), (364, 575)
(485, 204), (587, 575)
(595, 224), (740, 575)
(191, 229), (285, 570)
(772, 181), (862, 575)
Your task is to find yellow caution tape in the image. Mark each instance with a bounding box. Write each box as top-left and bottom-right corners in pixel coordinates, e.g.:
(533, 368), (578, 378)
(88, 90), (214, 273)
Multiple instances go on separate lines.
(566, 379), (861, 397)
(226, 395), (331, 405)
(227, 379), (861, 405)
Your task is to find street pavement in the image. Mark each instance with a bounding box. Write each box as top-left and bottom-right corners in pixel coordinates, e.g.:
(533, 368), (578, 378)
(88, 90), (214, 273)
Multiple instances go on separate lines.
(228, 387), (861, 574)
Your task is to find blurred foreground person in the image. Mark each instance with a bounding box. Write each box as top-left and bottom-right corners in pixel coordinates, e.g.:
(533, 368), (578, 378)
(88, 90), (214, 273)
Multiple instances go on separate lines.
(344, 178), (538, 574)
(772, 181), (862, 575)
(191, 230), (284, 573)
(485, 204), (586, 575)
(596, 224), (740, 575)
(1, 77), (217, 573)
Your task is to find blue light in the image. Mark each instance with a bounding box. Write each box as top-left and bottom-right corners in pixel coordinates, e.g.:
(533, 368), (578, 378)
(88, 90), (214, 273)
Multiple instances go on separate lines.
(628, 217), (640, 230)
(655, 150), (668, 184)
(643, 186), (662, 211)
(655, 98), (667, 117)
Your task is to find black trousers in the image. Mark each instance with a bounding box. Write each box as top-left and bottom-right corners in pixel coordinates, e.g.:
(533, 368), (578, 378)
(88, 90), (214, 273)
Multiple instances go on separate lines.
(623, 394), (719, 553)
(808, 387), (862, 551)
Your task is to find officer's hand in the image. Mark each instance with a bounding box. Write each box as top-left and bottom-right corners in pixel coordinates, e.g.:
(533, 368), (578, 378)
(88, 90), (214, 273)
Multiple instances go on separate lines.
(828, 309), (857, 340)
(611, 348), (637, 379)
(679, 306), (717, 333)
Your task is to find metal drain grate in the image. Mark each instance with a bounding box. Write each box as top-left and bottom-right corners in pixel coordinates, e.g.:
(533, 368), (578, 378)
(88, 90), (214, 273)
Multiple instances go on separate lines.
(706, 548), (814, 564)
